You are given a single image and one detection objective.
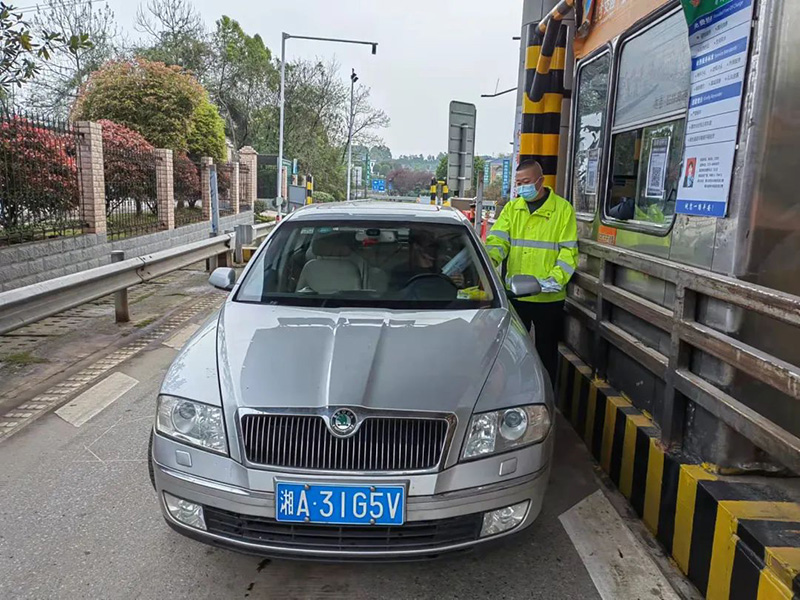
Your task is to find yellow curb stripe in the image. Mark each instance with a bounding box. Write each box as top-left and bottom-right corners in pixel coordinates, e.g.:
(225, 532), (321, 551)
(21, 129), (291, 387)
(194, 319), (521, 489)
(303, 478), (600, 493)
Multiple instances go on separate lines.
(673, 465), (718, 575)
(643, 438), (665, 536)
(758, 560), (796, 600)
(620, 415), (651, 499)
(708, 503), (800, 600)
(600, 396), (626, 473)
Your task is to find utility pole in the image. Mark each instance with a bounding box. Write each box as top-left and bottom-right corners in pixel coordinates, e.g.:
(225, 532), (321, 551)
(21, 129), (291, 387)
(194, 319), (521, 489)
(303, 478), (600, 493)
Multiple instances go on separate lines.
(346, 69), (358, 201)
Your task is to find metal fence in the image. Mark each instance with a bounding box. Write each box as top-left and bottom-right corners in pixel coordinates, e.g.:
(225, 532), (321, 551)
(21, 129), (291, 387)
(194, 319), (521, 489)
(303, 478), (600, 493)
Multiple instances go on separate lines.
(217, 163), (234, 217)
(239, 163), (252, 212)
(103, 138), (158, 240)
(174, 154), (204, 227)
(568, 239), (800, 474)
(0, 110), (84, 246)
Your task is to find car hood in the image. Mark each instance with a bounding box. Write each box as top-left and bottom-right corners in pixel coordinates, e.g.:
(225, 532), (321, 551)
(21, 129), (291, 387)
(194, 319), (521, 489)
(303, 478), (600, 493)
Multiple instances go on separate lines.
(216, 302), (508, 418)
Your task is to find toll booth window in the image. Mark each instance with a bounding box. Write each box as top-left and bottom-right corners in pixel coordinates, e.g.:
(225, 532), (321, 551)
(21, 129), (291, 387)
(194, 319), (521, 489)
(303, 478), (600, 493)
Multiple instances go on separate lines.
(605, 10), (691, 229)
(570, 52), (610, 217)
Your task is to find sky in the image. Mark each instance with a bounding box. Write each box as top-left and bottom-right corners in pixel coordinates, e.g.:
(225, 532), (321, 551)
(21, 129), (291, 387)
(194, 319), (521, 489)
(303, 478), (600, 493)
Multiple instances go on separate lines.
(107, 0), (524, 158)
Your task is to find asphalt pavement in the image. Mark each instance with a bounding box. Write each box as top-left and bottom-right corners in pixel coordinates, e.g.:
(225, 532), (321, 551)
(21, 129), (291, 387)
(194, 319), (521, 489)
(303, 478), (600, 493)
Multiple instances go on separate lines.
(0, 319), (689, 599)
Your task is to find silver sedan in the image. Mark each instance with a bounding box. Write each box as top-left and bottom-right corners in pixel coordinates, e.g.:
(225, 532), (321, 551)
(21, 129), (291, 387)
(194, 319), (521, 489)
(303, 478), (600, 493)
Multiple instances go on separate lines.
(150, 201), (553, 560)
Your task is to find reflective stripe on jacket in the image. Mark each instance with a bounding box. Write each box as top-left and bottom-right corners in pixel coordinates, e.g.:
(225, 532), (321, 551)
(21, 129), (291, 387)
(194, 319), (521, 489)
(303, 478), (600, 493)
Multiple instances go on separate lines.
(484, 188), (578, 303)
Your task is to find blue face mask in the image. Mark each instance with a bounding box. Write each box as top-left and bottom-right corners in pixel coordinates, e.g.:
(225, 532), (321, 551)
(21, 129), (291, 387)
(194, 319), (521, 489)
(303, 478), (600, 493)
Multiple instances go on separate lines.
(518, 183), (539, 200)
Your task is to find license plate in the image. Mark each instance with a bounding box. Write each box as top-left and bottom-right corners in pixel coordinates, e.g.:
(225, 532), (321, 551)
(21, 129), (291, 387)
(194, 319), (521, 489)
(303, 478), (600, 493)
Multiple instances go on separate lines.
(275, 482), (405, 526)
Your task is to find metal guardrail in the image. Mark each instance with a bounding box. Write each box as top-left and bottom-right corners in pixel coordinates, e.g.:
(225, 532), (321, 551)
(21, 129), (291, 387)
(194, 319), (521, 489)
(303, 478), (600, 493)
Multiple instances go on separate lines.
(0, 234), (235, 336)
(568, 239), (800, 473)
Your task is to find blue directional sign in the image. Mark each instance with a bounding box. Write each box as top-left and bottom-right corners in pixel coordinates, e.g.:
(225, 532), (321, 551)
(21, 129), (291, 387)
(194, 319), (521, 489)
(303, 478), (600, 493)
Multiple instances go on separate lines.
(372, 178), (386, 192)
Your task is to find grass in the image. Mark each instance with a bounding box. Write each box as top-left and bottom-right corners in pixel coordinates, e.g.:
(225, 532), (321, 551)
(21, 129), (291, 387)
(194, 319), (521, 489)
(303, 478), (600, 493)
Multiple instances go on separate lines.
(134, 317), (158, 329)
(0, 351), (49, 366)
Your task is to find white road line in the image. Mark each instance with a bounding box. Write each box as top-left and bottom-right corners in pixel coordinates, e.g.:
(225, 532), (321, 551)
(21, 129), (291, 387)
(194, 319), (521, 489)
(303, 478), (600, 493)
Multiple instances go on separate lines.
(559, 490), (681, 600)
(55, 372), (139, 427)
(163, 323), (200, 349)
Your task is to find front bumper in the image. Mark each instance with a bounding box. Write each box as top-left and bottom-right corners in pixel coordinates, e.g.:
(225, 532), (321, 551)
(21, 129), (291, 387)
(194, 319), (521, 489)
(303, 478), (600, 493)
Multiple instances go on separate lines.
(152, 432), (552, 559)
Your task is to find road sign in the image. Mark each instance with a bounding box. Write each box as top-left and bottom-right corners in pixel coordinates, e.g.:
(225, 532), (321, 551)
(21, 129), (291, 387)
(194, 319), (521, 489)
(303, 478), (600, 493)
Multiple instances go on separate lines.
(371, 178), (386, 192)
(483, 161), (491, 186)
(354, 166), (362, 186)
(447, 101), (477, 196)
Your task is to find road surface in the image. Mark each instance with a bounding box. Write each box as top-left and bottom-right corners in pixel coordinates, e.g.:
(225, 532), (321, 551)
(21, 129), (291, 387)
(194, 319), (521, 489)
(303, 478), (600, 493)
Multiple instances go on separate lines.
(0, 316), (691, 599)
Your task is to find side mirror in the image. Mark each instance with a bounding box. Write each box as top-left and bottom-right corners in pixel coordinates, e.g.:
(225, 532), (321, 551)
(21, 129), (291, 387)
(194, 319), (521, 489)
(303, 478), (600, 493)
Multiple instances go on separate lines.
(208, 267), (236, 291)
(508, 275), (542, 299)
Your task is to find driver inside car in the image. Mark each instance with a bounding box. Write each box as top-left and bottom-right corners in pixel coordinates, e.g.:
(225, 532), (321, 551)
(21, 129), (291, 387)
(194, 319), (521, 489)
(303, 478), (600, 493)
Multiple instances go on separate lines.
(389, 231), (465, 293)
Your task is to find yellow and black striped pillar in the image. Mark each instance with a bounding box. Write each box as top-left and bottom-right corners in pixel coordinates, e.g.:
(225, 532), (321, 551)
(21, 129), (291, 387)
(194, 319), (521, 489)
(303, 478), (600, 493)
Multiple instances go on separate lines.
(520, 1), (572, 190)
(430, 177), (437, 205)
(305, 174), (313, 205)
(442, 181), (449, 206)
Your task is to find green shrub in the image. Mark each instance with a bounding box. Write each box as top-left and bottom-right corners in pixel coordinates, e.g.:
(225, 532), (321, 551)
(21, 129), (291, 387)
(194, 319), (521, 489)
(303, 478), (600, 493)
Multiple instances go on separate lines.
(312, 191), (335, 203)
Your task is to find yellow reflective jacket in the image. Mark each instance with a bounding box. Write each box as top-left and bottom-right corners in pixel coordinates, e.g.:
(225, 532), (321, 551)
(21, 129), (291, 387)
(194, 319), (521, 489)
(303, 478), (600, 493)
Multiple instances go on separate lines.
(484, 189), (578, 303)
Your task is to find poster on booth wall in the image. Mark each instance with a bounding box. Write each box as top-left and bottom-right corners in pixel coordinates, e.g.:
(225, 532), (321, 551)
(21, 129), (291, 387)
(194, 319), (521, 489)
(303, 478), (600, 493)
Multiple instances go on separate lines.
(675, 0), (755, 218)
(645, 136), (671, 199)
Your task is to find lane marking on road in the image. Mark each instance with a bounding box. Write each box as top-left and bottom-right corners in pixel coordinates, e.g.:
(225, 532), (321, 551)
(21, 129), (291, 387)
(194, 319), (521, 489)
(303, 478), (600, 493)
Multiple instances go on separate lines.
(0, 291), (224, 442)
(55, 372), (139, 428)
(163, 323), (200, 349)
(559, 490), (681, 600)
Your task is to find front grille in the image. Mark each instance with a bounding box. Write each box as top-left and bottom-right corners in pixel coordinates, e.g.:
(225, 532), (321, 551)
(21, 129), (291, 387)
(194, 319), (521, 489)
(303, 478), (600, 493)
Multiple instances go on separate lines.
(241, 414), (449, 472)
(204, 506), (482, 552)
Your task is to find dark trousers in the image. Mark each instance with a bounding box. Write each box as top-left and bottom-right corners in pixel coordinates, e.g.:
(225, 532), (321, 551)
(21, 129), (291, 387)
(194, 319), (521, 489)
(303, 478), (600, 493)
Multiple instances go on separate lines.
(511, 299), (565, 386)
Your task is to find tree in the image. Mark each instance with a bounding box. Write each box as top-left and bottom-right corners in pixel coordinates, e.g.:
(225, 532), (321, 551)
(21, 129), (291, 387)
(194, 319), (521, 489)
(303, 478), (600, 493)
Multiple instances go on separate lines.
(0, 114), (79, 233)
(340, 83), (389, 160)
(135, 0), (209, 76)
(186, 96), (226, 162)
(473, 155), (485, 190)
(97, 119), (157, 217)
(436, 155), (447, 180)
(25, 0), (117, 115)
(73, 58), (225, 160)
(387, 168), (432, 196)
(0, 2), (91, 93)
(207, 16), (275, 150)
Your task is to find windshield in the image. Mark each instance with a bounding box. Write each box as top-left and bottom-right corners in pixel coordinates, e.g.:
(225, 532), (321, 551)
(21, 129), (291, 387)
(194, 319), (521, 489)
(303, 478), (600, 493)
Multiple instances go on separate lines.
(235, 220), (498, 309)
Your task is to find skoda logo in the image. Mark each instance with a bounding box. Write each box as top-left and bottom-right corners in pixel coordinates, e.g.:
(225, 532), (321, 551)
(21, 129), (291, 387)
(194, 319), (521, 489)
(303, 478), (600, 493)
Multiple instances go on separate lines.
(329, 408), (357, 437)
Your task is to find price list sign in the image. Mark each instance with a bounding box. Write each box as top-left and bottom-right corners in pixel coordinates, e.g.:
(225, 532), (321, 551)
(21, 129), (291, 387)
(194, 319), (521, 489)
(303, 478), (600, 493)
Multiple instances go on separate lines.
(676, 0), (754, 218)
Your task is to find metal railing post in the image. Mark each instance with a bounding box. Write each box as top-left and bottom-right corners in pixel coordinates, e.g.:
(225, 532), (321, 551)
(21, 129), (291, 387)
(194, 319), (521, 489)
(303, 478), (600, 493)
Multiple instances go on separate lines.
(662, 276), (694, 448)
(110, 251), (129, 323)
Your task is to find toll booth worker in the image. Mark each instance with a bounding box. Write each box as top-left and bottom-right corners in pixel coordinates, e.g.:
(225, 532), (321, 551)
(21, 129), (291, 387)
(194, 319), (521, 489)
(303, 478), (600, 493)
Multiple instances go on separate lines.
(484, 160), (579, 385)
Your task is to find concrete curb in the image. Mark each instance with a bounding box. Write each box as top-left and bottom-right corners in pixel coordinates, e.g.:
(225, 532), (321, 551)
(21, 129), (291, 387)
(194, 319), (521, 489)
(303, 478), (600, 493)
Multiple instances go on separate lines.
(557, 345), (800, 600)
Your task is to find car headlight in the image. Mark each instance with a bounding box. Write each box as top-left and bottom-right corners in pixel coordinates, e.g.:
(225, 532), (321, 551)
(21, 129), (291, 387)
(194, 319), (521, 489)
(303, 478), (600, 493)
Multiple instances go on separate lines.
(156, 395), (227, 454)
(462, 405), (550, 460)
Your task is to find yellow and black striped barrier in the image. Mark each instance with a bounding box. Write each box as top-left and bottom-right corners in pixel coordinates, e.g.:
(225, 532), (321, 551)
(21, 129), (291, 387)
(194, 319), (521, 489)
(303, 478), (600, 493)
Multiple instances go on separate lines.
(441, 181), (450, 207)
(557, 346), (800, 600)
(305, 174), (314, 205)
(430, 177), (437, 205)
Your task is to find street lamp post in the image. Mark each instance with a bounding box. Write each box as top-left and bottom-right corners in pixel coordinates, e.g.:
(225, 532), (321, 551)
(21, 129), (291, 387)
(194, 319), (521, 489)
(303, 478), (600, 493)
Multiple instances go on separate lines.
(277, 34), (378, 216)
(346, 69), (358, 201)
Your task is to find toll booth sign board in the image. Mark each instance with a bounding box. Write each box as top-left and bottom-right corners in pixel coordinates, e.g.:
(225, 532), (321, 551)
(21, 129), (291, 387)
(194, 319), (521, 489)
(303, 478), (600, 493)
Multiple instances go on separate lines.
(447, 101), (476, 194)
(676, 0), (754, 218)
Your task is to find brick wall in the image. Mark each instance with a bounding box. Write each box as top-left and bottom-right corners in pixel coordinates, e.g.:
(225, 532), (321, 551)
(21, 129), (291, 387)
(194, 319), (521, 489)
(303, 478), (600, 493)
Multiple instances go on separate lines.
(0, 212), (253, 293)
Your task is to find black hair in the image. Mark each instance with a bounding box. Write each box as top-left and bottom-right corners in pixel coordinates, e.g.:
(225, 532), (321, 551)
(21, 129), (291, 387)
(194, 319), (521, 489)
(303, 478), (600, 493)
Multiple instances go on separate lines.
(516, 159), (542, 174)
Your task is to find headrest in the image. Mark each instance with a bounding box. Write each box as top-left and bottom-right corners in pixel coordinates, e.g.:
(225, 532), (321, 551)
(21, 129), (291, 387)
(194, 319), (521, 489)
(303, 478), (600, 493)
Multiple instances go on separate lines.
(311, 233), (352, 258)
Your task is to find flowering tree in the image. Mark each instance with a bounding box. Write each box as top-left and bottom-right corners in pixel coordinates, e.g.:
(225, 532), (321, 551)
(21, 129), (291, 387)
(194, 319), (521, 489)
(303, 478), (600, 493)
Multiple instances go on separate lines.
(73, 57), (226, 162)
(99, 119), (157, 217)
(0, 114), (79, 232)
(173, 151), (199, 208)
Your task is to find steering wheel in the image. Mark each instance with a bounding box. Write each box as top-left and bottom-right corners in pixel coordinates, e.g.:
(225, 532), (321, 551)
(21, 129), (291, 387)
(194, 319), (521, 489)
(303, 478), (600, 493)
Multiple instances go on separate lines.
(401, 273), (458, 301)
